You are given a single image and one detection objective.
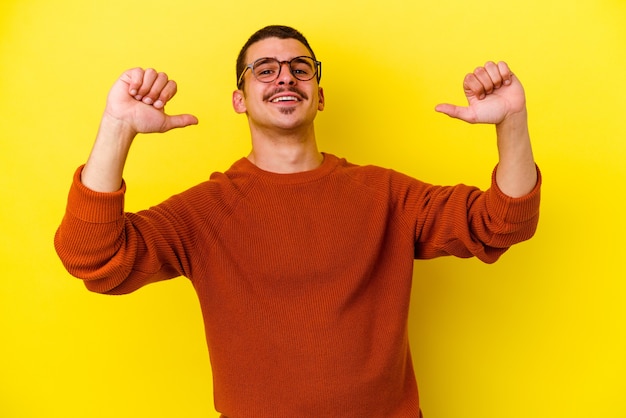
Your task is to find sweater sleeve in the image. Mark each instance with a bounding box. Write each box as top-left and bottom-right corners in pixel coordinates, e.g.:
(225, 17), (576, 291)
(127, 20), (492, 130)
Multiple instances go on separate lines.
(412, 165), (541, 263)
(54, 166), (194, 294)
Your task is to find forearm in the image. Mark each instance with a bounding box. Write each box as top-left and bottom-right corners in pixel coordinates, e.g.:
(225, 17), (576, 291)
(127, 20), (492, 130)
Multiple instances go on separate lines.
(55, 166), (185, 295)
(495, 109), (537, 198)
(81, 114), (136, 192)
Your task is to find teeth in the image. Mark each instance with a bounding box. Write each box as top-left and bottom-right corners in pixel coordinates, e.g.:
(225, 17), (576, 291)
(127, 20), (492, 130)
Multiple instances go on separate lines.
(271, 96), (298, 103)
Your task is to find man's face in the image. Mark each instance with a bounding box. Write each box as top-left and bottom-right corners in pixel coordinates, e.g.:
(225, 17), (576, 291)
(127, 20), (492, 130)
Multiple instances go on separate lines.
(232, 37), (325, 134)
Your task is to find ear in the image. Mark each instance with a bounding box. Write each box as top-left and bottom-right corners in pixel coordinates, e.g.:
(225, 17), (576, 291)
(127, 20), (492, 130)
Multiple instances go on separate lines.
(317, 87), (325, 111)
(232, 90), (247, 114)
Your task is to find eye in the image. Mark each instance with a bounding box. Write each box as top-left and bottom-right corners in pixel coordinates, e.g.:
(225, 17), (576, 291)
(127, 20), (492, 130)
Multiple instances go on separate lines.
(253, 59), (279, 79)
(291, 58), (314, 77)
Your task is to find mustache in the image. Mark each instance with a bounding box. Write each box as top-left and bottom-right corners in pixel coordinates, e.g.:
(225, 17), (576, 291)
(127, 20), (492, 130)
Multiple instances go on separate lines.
(263, 86), (309, 101)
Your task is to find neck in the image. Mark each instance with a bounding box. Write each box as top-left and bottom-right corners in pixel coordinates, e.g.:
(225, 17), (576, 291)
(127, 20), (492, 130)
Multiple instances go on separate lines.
(247, 126), (323, 173)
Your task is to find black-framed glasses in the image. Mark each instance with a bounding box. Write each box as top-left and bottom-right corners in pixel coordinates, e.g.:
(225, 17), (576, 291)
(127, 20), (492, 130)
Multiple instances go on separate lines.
(237, 56), (322, 88)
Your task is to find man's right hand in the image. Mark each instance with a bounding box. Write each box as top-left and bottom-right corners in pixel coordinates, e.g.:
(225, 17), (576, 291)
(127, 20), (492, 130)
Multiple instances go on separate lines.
(104, 67), (199, 136)
(81, 68), (198, 193)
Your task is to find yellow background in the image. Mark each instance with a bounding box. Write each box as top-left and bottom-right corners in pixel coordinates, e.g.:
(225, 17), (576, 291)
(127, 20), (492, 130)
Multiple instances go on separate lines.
(1, 0), (625, 417)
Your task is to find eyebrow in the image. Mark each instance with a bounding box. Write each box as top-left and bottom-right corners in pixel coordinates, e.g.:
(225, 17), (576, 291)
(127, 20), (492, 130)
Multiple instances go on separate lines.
(251, 55), (314, 64)
(291, 57), (314, 66)
(254, 57), (276, 64)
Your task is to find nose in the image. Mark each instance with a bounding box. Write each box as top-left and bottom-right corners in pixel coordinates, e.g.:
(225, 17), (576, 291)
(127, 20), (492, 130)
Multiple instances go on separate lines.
(276, 61), (296, 85)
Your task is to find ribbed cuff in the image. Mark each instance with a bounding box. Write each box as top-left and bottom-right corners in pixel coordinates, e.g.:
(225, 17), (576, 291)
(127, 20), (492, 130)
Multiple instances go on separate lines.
(487, 165), (542, 224)
(65, 165), (126, 223)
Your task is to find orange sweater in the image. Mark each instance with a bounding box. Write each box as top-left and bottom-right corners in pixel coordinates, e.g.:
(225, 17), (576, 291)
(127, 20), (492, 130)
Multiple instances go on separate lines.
(55, 153), (541, 417)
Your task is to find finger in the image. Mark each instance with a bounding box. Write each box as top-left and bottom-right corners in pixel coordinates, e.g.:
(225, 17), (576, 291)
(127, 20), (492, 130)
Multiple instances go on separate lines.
(153, 80), (178, 109)
(134, 68), (158, 100)
(162, 113), (199, 132)
(483, 61), (503, 89)
(497, 61), (513, 86)
(463, 72), (488, 100)
(142, 71), (169, 106)
(121, 68), (146, 97)
(435, 103), (477, 124)
(471, 66), (495, 97)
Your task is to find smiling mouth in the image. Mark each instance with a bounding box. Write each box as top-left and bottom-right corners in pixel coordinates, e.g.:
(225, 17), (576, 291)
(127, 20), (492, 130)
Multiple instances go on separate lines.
(270, 96), (300, 103)
(265, 87), (308, 103)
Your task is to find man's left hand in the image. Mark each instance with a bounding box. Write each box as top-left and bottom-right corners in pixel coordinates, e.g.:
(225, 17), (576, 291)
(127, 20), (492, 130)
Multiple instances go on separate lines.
(435, 61), (526, 125)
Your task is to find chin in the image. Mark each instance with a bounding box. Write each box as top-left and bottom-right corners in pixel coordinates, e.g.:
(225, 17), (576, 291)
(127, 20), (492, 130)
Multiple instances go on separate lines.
(277, 107), (297, 116)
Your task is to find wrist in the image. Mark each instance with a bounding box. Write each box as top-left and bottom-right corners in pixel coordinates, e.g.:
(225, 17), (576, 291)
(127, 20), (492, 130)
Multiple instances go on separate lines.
(99, 112), (137, 146)
(81, 113), (136, 193)
(497, 107), (528, 130)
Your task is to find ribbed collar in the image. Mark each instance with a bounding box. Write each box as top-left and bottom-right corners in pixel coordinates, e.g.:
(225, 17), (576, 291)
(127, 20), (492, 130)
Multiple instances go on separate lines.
(228, 152), (341, 185)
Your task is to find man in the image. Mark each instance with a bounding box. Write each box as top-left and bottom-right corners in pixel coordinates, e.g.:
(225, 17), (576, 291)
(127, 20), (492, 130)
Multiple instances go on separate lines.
(55, 25), (540, 417)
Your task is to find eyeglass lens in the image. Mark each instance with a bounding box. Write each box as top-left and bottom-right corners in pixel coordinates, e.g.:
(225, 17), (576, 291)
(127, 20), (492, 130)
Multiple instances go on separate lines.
(253, 57), (317, 83)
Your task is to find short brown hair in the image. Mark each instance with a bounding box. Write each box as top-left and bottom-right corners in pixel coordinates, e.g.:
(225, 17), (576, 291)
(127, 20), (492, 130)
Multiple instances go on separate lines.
(236, 25), (318, 88)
